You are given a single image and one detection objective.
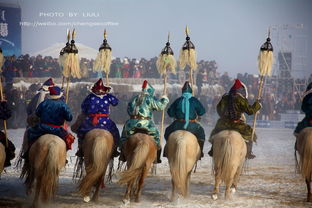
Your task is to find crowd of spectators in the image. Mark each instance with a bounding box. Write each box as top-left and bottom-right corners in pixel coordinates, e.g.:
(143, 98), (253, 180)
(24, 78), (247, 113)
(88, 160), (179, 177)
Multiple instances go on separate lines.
(1, 54), (311, 129)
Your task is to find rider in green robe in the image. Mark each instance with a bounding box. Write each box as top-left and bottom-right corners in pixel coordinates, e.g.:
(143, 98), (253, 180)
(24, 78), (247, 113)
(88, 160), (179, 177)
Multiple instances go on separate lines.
(120, 80), (169, 163)
(208, 79), (261, 159)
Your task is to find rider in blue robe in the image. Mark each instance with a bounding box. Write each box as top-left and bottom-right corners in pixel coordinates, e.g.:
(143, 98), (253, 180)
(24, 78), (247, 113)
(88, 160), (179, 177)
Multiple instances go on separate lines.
(27, 86), (74, 155)
(76, 78), (120, 157)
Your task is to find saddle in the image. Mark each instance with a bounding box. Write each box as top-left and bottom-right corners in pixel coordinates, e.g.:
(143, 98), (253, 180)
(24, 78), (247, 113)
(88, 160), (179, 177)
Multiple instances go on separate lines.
(132, 127), (149, 135)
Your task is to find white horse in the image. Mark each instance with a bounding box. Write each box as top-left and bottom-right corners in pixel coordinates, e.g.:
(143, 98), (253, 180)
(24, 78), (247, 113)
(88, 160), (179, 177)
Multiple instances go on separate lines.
(167, 130), (200, 201)
(211, 130), (247, 200)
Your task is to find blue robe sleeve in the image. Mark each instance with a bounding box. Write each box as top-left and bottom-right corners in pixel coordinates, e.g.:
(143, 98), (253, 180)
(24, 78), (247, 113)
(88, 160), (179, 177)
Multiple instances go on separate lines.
(0, 101), (11, 120)
(81, 95), (91, 114)
(193, 98), (206, 116)
(302, 95), (312, 117)
(108, 94), (119, 106)
(63, 103), (73, 122)
(35, 101), (43, 118)
(167, 99), (179, 118)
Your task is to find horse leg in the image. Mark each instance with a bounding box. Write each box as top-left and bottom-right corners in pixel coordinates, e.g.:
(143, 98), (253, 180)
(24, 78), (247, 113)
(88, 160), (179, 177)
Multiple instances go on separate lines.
(171, 178), (177, 202)
(185, 171), (191, 198)
(32, 176), (41, 208)
(123, 180), (132, 204)
(92, 175), (103, 202)
(231, 164), (243, 193)
(306, 179), (312, 202)
(225, 177), (234, 200)
(135, 166), (148, 202)
(212, 170), (221, 200)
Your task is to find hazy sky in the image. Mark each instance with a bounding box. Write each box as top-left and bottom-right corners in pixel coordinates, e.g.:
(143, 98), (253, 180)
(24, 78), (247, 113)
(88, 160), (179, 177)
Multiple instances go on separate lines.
(1, 0), (312, 76)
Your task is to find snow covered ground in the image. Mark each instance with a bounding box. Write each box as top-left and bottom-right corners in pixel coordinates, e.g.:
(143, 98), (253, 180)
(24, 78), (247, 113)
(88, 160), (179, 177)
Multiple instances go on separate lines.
(0, 126), (310, 208)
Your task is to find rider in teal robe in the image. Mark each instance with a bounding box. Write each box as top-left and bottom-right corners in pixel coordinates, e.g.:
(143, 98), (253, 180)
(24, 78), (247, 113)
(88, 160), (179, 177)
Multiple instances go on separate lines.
(294, 82), (312, 150)
(164, 81), (206, 158)
(120, 80), (169, 163)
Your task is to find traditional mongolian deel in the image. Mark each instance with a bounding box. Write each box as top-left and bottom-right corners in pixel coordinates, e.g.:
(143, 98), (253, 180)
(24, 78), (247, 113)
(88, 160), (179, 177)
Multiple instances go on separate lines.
(164, 81), (206, 143)
(120, 80), (169, 148)
(76, 88), (120, 145)
(26, 78), (55, 116)
(294, 82), (312, 134)
(0, 100), (15, 167)
(210, 79), (261, 142)
(27, 86), (74, 149)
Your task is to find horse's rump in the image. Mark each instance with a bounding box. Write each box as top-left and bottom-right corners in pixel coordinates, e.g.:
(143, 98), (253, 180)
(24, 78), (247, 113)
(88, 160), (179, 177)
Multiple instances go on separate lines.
(167, 130), (199, 197)
(27, 134), (66, 203)
(0, 143), (5, 174)
(78, 129), (114, 197)
(118, 133), (156, 184)
(297, 127), (312, 179)
(212, 130), (246, 184)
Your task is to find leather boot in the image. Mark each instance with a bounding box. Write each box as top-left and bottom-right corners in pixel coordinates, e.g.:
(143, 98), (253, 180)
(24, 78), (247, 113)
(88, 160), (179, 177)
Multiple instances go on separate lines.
(112, 145), (120, 157)
(163, 144), (168, 158)
(198, 139), (204, 159)
(75, 143), (83, 158)
(208, 144), (213, 157)
(119, 150), (126, 162)
(155, 148), (162, 163)
(246, 142), (256, 159)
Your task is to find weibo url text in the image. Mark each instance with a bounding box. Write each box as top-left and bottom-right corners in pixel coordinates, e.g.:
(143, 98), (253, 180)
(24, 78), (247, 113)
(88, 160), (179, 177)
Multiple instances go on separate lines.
(20, 21), (119, 27)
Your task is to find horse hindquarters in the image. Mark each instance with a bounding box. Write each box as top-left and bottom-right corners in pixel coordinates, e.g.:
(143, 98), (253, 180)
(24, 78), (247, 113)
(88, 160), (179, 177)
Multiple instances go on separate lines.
(298, 128), (312, 201)
(212, 131), (246, 200)
(168, 131), (199, 199)
(0, 143), (5, 174)
(119, 133), (156, 202)
(79, 134), (113, 199)
(32, 138), (66, 204)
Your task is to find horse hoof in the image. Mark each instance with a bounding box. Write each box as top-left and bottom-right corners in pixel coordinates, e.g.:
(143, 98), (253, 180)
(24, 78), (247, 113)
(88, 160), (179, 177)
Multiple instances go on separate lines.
(212, 194), (218, 200)
(230, 188), (236, 193)
(122, 199), (130, 205)
(83, 196), (90, 203)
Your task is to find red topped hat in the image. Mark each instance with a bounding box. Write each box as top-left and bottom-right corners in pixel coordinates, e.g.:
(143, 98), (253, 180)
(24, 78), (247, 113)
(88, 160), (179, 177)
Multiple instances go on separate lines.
(48, 86), (63, 99)
(91, 78), (111, 95)
(142, 80), (148, 89)
(231, 79), (244, 90)
(42, 78), (55, 91)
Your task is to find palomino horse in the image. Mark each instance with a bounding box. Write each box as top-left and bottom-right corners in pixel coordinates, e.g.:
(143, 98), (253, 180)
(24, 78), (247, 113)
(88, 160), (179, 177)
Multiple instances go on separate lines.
(0, 142), (5, 174)
(118, 132), (157, 203)
(295, 127), (312, 202)
(211, 130), (247, 200)
(167, 130), (200, 201)
(20, 134), (66, 207)
(78, 129), (114, 202)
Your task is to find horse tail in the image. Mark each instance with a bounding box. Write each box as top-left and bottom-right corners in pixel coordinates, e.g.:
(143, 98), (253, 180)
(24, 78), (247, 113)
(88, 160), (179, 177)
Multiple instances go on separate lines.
(214, 131), (238, 185)
(118, 139), (149, 185)
(170, 135), (188, 197)
(79, 136), (111, 196)
(300, 131), (312, 179)
(39, 140), (60, 202)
